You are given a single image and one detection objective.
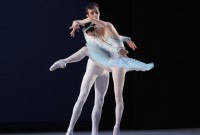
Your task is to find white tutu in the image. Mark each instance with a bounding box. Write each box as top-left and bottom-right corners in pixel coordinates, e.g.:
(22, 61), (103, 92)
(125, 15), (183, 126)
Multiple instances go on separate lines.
(84, 33), (154, 72)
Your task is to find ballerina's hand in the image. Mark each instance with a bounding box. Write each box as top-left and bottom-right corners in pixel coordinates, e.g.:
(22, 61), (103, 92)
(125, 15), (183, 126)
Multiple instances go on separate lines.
(69, 29), (76, 37)
(69, 21), (80, 37)
(119, 48), (129, 56)
(126, 40), (137, 50)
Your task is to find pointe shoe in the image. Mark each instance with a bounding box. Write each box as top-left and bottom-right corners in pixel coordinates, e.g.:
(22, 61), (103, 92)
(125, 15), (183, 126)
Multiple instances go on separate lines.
(113, 125), (120, 135)
(91, 131), (98, 135)
(65, 132), (73, 135)
(49, 59), (66, 71)
(65, 129), (73, 135)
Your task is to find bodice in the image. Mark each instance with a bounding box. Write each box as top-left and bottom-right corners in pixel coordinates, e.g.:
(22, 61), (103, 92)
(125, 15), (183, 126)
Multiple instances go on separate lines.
(84, 32), (124, 49)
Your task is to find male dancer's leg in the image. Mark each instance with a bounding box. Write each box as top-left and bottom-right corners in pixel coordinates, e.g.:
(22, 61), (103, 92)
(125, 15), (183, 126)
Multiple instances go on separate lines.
(91, 71), (109, 135)
(66, 59), (106, 135)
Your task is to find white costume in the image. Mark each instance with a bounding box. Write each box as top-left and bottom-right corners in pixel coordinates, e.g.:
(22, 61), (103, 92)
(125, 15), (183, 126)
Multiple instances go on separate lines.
(83, 26), (154, 72)
(49, 26), (154, 135)
(82, 26), (154, 135)
(50, 47), (109, 135)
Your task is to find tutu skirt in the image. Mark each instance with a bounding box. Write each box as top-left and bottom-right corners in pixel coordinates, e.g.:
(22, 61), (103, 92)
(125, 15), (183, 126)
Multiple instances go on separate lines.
(86, 42), (154, 72)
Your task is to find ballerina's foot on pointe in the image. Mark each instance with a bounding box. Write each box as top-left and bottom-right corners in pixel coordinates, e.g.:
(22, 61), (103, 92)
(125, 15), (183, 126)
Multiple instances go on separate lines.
(113, 124), (120, 135)
(65, 128), (73, 135)
(91, 131), (98, 135)
(49, 59), (67, 71)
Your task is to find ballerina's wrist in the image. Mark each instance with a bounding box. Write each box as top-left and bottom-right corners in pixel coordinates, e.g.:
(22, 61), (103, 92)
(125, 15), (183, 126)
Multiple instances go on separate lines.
(123, 36), (131, 42)
(74, 20), (81, 26)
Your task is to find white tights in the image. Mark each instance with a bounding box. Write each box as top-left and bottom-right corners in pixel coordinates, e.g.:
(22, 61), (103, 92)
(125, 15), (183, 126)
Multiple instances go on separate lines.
(112, 67), (126, 135)
(57, 47), (126, 135)
(66, 59), (109, 135)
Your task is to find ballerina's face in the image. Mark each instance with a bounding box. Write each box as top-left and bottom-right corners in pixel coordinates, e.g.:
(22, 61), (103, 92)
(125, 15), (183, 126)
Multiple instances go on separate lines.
(86, 6), (100, 20)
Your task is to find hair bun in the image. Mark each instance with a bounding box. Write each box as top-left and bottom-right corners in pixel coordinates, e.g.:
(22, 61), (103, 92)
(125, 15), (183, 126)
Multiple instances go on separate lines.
(84, 22), (96, 33)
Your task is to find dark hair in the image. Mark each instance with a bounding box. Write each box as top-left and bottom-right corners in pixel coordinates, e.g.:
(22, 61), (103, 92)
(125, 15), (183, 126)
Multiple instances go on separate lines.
(83, 22), (96, 33)
(85, 2), (99, 15)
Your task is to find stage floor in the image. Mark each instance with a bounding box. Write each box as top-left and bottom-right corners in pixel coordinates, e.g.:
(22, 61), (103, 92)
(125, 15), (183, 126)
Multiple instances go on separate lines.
(1, 128), (200, 135)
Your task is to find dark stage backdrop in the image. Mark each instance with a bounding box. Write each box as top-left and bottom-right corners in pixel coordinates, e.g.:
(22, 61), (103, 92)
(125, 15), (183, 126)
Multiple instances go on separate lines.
(91, 0), (199, 131)
(0, 0), (199, 133)
(0, 0), (91, 132)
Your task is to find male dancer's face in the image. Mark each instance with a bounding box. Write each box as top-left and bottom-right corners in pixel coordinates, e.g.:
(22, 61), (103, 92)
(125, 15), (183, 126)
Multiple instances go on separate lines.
(86, 6), (100, 20)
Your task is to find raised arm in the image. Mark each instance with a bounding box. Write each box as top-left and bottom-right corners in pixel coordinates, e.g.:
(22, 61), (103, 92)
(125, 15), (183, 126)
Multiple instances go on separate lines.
(69, 17), (114, 37)
(75, 17), (110, 28)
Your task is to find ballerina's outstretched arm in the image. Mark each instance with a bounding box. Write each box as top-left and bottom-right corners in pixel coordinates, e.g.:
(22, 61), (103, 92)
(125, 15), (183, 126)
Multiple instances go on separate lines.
(119, 35), (137, 50)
